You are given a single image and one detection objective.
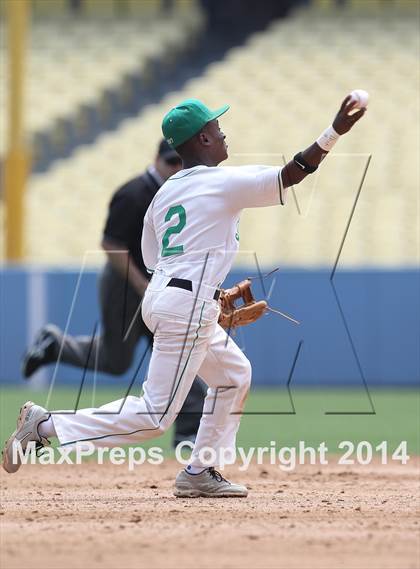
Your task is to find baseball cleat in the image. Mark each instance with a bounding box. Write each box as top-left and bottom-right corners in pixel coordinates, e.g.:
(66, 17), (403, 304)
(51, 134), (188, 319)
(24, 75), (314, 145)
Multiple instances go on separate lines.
(21, 325), (61, 378)
(2, 401), (50, 474)
(174, 467), (248, 498)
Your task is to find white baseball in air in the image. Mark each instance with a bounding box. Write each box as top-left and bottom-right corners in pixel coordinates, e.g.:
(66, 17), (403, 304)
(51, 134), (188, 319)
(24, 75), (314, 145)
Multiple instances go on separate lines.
(349, 89), (369, 109)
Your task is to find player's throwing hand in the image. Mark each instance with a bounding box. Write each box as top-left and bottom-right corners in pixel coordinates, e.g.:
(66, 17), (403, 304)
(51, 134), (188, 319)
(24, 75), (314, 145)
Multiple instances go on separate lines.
(332, 95), (367, 135)
(281, 90), (368, 188)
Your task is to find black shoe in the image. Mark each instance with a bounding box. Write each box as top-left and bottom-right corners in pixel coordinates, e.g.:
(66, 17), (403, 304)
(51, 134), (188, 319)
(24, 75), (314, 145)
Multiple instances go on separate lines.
(21, 325), (61, 379)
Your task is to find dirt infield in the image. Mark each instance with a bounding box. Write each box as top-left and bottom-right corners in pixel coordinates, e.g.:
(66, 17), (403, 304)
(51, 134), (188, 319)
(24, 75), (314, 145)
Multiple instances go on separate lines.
(1, 458), (419, 569)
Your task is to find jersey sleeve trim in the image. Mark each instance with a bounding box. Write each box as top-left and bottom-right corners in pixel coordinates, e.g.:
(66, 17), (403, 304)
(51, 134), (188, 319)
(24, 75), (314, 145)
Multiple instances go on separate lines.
(278, 168), (285, 206)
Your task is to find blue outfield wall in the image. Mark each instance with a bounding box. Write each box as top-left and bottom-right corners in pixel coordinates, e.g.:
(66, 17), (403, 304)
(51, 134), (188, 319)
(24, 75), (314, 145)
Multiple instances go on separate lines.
(0, 266), (419, 388)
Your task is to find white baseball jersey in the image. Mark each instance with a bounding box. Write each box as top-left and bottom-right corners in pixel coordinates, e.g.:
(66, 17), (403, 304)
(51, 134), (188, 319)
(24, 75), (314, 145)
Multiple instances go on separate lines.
(141, 164), (286, 288)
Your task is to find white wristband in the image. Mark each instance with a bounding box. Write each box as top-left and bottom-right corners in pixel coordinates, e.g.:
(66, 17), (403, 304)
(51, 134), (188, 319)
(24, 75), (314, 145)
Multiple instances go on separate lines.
(316, 125), (340, 152)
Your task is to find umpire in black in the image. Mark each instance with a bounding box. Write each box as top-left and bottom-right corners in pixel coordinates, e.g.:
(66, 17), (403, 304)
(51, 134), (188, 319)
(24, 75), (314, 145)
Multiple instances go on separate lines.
(22, 139), (207, 447)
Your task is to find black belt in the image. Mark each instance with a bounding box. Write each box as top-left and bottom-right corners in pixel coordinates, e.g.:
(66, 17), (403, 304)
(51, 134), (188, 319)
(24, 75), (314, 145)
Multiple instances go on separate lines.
(167, 277), (220, 301)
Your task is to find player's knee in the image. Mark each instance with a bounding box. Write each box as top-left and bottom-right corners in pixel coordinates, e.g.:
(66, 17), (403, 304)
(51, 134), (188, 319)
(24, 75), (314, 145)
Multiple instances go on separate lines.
(234, 357), (252, 392)
(242, 358), (252, 389)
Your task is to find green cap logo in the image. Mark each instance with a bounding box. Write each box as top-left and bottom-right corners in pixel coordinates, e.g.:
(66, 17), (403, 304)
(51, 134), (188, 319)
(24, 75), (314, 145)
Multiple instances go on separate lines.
(162, 98), (229, 149)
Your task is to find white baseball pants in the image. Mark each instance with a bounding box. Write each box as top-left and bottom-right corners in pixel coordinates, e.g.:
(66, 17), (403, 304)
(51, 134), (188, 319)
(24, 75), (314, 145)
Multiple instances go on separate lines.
(52, 275), (251, 468)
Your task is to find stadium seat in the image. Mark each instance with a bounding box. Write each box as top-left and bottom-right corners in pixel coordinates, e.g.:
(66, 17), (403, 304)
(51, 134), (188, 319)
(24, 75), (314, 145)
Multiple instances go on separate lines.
(0, 3), (205, 159)
(1, 2), (417, 268)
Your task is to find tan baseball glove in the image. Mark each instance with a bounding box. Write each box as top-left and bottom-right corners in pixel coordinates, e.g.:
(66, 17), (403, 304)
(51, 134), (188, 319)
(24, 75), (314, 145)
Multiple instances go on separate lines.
(218, 279), (267, 329)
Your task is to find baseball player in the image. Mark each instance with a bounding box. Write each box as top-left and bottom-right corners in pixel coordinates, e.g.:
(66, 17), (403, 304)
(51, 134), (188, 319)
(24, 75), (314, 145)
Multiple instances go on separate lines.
(21, 139), (207, 448)
(2, 96), (365, 497)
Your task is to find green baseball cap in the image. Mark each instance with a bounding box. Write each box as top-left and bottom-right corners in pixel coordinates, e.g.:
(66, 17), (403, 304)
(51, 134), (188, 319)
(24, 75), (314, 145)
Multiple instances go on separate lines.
(162, 98), (230, 149)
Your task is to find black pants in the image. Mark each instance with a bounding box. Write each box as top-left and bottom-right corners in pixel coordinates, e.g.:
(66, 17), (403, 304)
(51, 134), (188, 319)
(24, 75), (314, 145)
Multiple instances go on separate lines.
(52, 263), (207, 445)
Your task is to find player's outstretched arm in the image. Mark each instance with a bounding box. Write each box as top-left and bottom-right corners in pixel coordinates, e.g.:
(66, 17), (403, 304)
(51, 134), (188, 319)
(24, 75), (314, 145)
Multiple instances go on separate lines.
(281, 95), (366, 189)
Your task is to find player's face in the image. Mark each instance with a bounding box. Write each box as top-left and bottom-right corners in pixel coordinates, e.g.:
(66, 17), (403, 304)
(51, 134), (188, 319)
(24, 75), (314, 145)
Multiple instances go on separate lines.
(206, 120), (228, 163)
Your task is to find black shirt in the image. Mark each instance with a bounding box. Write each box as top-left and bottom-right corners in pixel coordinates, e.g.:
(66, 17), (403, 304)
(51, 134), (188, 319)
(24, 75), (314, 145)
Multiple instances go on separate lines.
(103, 170), (161, 278)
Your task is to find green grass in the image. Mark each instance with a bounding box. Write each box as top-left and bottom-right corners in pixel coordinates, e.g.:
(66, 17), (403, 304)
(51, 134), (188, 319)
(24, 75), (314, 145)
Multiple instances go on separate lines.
(1, 386), (419, 455)
(238, 387), (420, 455)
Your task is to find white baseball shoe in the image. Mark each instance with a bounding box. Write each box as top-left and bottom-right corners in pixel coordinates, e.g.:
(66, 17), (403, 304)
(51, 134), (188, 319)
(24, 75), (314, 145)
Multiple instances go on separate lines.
(174, 467), (248, 498)
(2, 401), (50, 473)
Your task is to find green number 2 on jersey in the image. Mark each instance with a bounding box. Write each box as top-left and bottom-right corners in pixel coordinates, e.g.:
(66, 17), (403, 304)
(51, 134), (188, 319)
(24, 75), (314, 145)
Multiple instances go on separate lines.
(161, 205), (186, 257)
